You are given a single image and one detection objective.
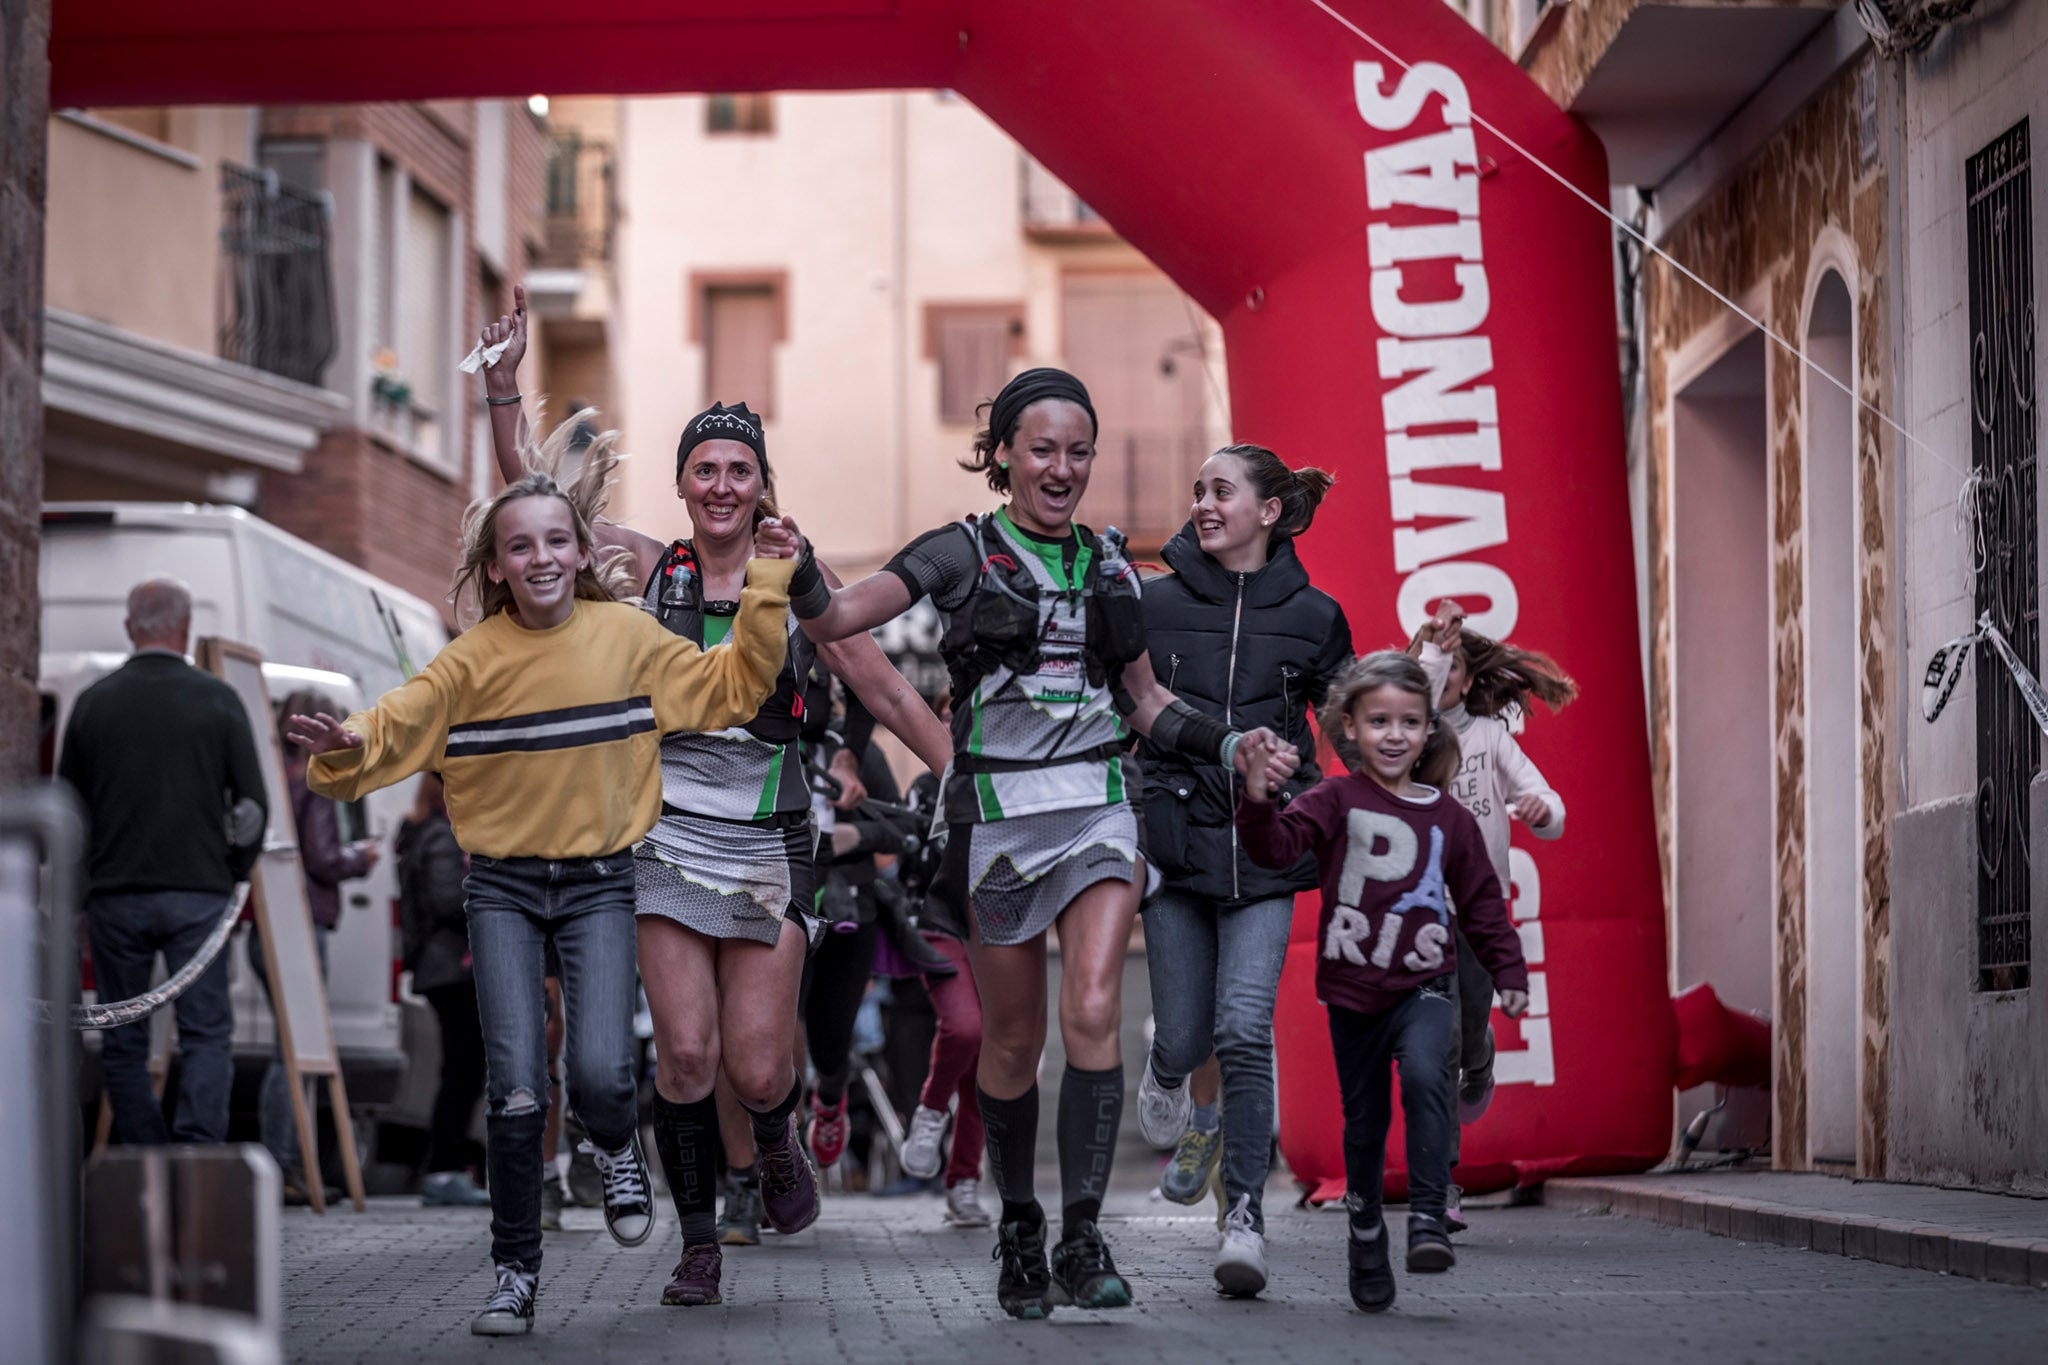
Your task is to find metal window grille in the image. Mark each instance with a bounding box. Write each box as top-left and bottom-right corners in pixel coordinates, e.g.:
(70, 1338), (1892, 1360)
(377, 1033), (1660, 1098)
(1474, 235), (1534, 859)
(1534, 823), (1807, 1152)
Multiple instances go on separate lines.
(218, 163), (337, 387)
(1965, 118), (2038, 992)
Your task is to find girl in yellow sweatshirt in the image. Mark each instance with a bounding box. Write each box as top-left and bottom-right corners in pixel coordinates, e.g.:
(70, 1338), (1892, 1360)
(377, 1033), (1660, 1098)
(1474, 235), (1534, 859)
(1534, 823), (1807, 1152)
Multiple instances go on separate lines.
(288, 421), (794, 1338)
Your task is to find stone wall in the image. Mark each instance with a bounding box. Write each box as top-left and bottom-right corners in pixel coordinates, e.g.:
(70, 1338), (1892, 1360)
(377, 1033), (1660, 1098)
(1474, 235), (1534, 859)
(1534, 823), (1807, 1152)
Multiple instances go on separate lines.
(1642, 61), (1893, 1174)
(0, 0), (49, 781)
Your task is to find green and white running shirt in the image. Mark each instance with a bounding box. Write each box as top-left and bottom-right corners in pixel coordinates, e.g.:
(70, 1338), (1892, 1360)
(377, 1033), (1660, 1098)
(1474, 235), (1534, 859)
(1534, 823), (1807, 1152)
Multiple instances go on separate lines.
(883, 509), (1136, 824)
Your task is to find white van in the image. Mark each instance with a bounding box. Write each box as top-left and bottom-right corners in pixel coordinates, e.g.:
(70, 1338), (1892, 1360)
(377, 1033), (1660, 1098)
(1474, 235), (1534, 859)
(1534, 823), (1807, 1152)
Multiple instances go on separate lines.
(39, 502), (451, 1123)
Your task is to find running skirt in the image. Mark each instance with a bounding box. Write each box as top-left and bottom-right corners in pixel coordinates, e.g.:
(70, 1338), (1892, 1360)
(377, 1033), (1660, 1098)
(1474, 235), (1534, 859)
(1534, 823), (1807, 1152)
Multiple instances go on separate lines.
(634, 809), (816, 947)
(938, 802), (1142, 947)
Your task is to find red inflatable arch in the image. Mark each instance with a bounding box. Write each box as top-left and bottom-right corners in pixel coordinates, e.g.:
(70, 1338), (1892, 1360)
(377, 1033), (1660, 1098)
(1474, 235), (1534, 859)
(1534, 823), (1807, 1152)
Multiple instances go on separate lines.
(52, 0), (1677, 1194)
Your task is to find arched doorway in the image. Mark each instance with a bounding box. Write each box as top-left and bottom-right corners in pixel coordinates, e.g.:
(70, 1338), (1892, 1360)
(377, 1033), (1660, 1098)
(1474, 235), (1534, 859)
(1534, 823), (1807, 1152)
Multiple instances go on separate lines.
(1802, 266), (1859, 1167)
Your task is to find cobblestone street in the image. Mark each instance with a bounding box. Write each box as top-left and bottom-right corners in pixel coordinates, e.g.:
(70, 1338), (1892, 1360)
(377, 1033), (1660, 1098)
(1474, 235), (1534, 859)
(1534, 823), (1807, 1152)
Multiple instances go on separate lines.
(281, 1182), (2048, 1363)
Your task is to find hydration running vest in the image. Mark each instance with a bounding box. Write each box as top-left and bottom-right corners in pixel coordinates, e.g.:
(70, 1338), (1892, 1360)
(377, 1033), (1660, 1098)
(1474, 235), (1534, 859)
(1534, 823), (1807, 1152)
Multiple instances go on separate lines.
(643, 539), (814, 819)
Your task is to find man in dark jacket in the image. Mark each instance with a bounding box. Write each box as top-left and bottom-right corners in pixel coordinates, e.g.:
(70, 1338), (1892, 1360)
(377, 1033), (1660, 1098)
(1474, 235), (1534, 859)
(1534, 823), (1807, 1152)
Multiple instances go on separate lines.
(59, 577), (267, 1144)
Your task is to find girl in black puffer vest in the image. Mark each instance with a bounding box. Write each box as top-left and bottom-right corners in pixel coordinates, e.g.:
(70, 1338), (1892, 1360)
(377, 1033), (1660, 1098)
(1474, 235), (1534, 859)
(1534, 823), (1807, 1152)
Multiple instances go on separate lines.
(1134, 444), (1353, 1299)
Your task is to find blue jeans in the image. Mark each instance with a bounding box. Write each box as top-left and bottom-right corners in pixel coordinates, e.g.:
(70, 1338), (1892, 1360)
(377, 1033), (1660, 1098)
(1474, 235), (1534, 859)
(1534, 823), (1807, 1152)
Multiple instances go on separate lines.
(465, 851), (639, 1271)
(1142, 890), (1293, 1229)
(1328, 985), (1456, 1227)
(87, 890), (236, 1145)
(250, 923), (329, 1182)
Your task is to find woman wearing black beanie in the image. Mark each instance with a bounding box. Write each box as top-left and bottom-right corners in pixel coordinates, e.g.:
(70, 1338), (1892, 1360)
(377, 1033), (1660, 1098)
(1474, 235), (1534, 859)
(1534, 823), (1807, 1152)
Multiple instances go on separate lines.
(766, 367), (1300, 1321)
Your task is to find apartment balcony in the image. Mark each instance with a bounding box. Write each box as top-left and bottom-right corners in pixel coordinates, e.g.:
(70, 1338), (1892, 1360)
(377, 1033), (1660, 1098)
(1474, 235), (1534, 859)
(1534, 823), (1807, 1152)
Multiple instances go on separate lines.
(1019, 155), (1116, 242)
(1521, 0), (1854, 199)
(217, 162), (337, 388)
(530, 133), (617, 331)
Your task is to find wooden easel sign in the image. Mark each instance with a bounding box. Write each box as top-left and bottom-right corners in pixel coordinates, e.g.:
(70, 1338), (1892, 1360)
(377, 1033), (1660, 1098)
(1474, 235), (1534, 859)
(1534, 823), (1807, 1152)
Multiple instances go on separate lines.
(197, 638), (366, 1214)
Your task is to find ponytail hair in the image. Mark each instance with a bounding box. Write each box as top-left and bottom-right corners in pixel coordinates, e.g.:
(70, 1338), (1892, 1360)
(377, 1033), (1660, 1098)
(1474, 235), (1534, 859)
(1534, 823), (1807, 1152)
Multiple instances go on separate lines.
(1318, 651), (1463, 789)
(1209, 443), (1335, 546)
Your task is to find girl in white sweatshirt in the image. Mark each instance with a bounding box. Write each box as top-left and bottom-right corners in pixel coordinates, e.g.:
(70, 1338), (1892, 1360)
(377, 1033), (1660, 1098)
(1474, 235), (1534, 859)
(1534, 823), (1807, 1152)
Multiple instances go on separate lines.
(1410, 600), (1577, 1230)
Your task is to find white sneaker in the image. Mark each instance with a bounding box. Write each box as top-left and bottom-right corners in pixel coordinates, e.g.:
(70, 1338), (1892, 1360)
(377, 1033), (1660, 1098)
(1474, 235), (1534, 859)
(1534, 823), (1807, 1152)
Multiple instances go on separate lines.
(1137, 1057), (1191, 1148)
(584, 1136), (654, 1247)
(945, 1178), (993, 1228)
(902, 1104), (949, 1180)
(1213, 1194), (1268, 1298)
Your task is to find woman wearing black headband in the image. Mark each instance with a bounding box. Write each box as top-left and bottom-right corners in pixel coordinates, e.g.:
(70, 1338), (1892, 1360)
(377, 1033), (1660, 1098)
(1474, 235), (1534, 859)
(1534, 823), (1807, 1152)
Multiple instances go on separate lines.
(478, 294), (952, 1311)
(763, 366), (1300, 1320)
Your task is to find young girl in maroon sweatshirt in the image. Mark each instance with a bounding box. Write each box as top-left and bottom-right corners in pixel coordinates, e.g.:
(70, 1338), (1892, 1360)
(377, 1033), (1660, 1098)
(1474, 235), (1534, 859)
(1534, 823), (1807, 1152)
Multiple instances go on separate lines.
(1236, 650), (1529, 1314)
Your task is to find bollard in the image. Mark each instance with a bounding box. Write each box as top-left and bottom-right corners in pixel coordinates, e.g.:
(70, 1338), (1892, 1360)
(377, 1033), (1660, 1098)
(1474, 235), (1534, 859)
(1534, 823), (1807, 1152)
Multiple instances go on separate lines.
(0, 788), (87, 1365)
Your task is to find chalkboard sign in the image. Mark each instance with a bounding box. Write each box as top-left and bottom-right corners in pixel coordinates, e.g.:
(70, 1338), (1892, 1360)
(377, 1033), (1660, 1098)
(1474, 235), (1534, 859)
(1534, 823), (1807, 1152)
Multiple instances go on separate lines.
(197, 639), (364, 1213)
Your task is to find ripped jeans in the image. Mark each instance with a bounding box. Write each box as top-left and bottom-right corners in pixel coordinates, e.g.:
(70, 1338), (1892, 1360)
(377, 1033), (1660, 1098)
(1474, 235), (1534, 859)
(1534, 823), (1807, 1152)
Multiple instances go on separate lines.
(466, 851), (640, 1271)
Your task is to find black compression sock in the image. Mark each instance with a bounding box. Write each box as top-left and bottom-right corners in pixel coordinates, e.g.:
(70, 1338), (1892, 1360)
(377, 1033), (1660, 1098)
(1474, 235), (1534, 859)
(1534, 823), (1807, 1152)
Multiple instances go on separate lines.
(744, 1076), (802, 1151)
(651, 1093), (720, 1245)
(1002, 1198), (1045, 1230)
(976, 1083), (1040, 1208)
(1057, 1063), (1124, 1241)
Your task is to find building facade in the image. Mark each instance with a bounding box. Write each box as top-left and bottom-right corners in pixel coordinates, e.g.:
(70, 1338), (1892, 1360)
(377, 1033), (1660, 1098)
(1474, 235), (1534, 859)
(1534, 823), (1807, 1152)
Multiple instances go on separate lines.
(39, 96), (557, 619)
(605, 90), (1230, 579)
(1506, 0), (2044, 1190)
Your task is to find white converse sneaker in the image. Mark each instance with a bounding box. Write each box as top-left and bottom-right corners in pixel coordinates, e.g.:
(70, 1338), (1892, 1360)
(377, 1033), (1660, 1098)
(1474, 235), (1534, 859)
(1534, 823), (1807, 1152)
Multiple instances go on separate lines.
(584, 1135), (654, 1247)
(1213, 1194), (1268, 1298)
(901, 1104), (949, 1180)
(1137, 1057), (1191, 1148)
(945, 1177), (993, 1228)
(471, 1263), (537, 1336)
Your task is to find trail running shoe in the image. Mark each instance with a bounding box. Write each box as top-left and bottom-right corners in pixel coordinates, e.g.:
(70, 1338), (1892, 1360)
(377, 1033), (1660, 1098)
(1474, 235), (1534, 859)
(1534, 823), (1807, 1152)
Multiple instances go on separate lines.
(945, 1178), (993, 1228)
(1048, 1221), (1133, 1309)
(583, 1134), (655, 1247)
(1214, 1193), (1269, 1298)
(808, 1095), (850, 1169)
(1406, 1213), (1457, 1272)
(716, 1176), (762, 1246)
(993, 1216), (1055, 1320)
(661, 1243), (723, 1307)
(471, 1263), (537, 1336)
(758, 1116), (821, 1235)
(901, 1104), (950, 1180)
(1136, 1058), (1190, 1148)
(1347, 1223), (1396, 1313)
(1159, 1124), (1222, 1204)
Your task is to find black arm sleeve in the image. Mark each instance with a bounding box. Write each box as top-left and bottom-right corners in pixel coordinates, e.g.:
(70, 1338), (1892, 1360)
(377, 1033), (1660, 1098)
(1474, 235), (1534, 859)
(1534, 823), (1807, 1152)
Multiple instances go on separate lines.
(882, 523), (980, 613)
(1148, 696), (1235, 766)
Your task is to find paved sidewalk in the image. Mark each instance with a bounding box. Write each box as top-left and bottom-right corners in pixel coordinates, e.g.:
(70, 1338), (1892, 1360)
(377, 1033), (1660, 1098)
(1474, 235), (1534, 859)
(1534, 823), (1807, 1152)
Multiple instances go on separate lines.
(1545, 1169), (2048, 1286)
(280, 1183), (2048, 1363)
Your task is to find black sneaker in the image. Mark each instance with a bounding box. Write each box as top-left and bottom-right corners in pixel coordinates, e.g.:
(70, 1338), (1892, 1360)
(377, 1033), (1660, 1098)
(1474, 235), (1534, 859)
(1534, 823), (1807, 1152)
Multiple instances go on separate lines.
(1048, 1221), (1133, 1309)
(992, 1216), (1056, 1320)
(583, 1134), (655, 1247)
(1347, 1224), (1396, 1313)
(1406, 1213), (1457, 1272)
(472, 1262), (538, 1336)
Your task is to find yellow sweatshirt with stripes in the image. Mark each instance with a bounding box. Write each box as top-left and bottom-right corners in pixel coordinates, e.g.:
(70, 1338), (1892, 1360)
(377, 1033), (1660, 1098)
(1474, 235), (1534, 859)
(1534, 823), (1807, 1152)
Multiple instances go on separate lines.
(309, 560), (794, 860)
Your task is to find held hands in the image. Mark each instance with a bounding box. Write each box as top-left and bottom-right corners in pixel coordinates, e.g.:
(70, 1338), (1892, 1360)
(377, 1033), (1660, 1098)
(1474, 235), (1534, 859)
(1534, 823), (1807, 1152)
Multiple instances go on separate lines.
(1512, 794), (1552, 829)
(1236, 727), (1299, 801)
(479, 284), (528, 392)
(1496, 988), (1530, 1019)
(1415, 597), (1465, 654)
(283, 713), (363, 757)
(753, 514), (804, 562)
